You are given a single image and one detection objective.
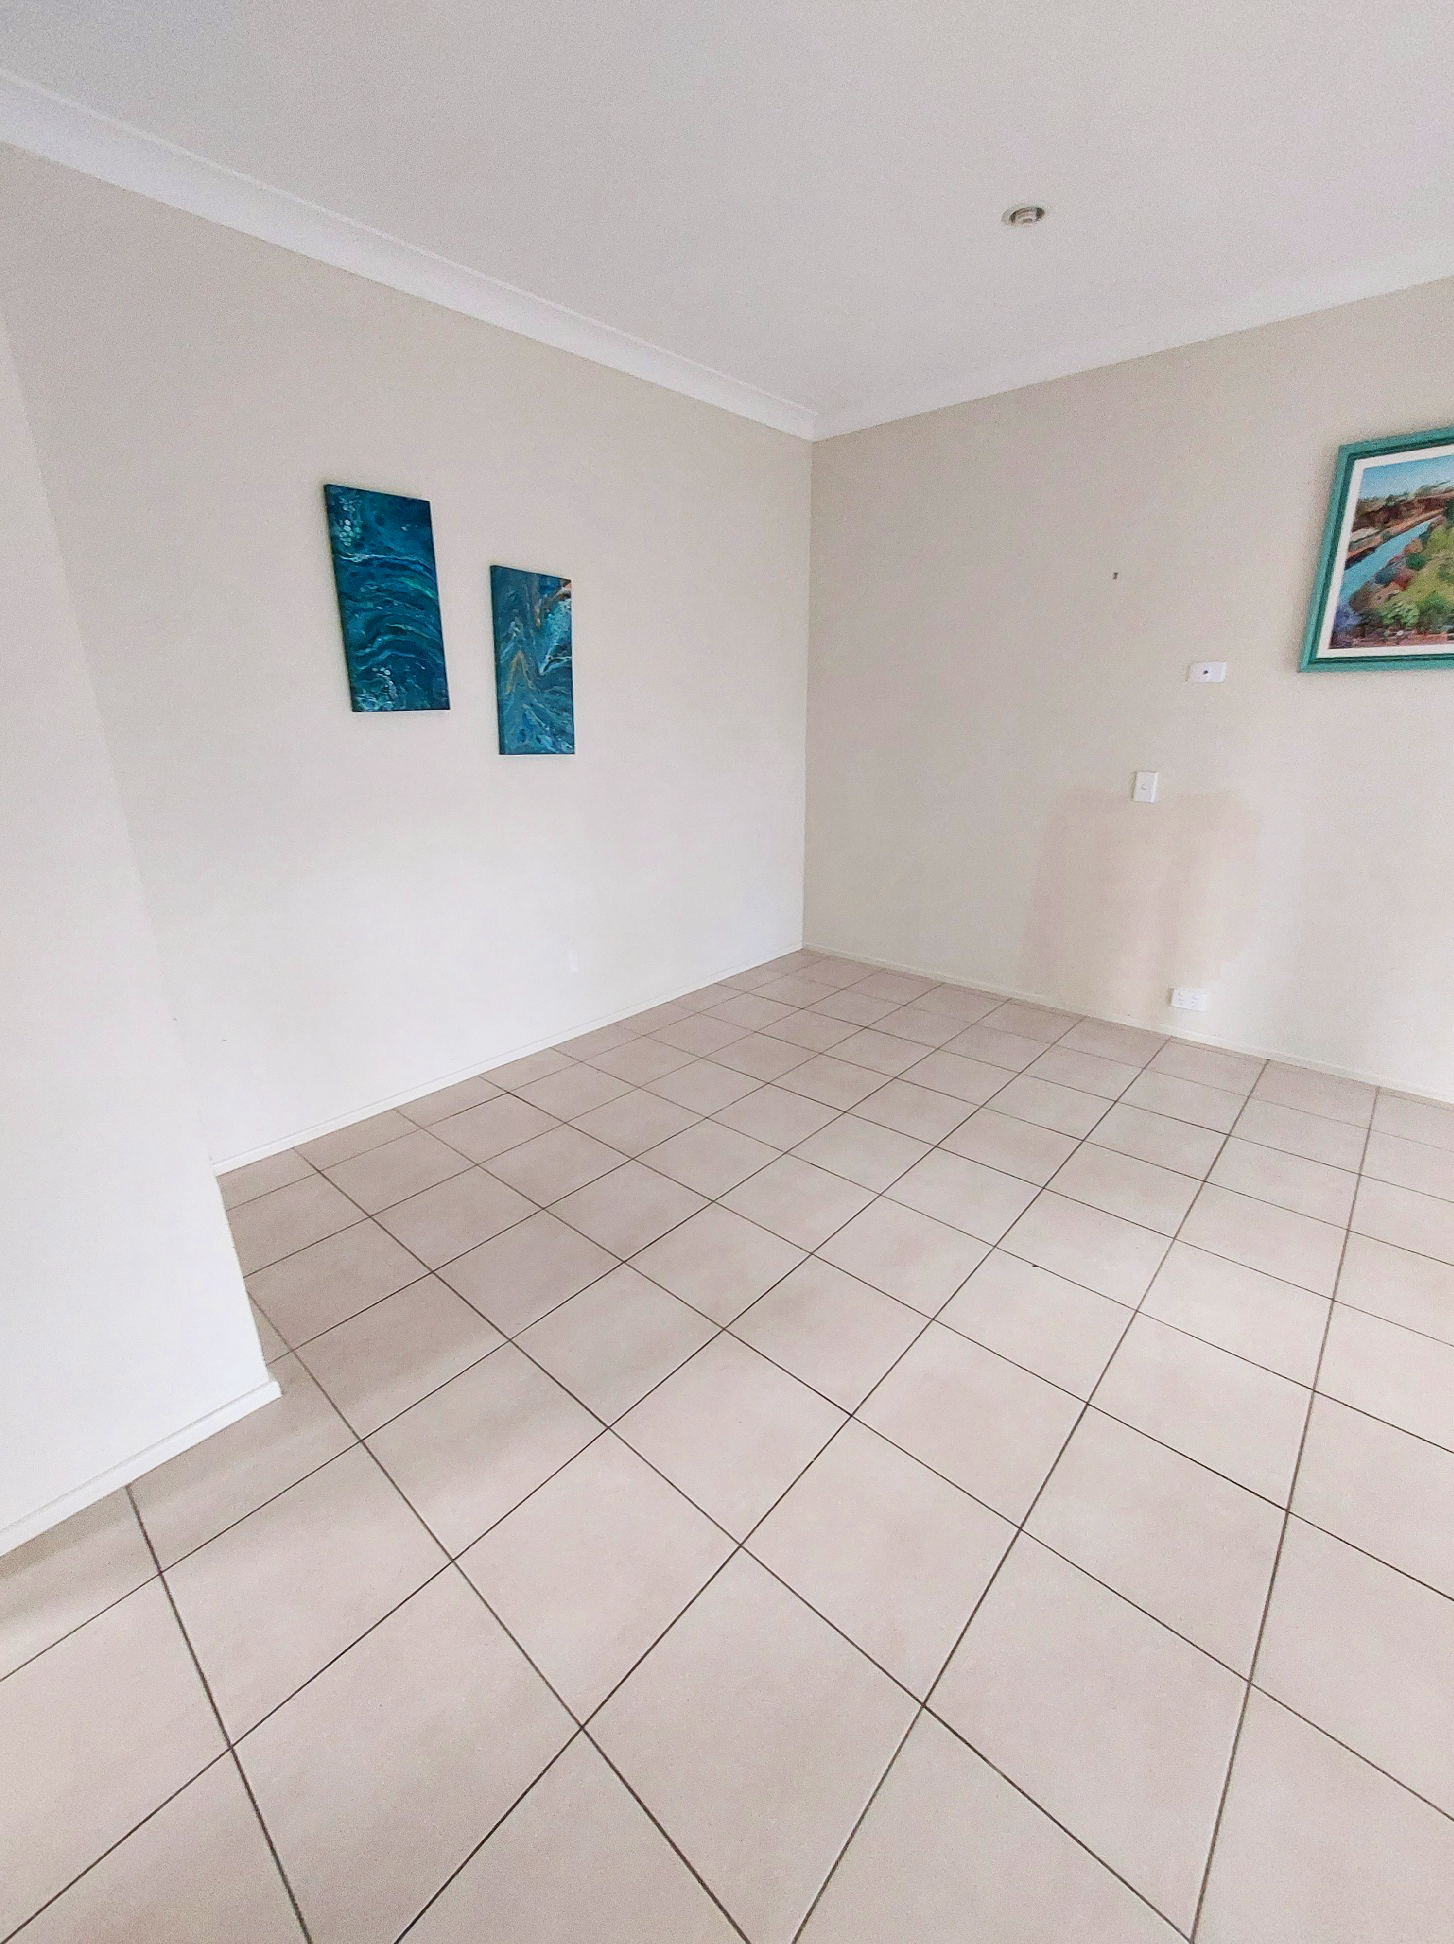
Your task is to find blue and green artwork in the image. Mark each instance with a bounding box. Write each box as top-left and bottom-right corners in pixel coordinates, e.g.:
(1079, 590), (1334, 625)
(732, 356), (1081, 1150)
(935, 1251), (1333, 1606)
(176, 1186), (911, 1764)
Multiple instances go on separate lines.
(490, 565), (574, 754)
(324, 484), (450, 711)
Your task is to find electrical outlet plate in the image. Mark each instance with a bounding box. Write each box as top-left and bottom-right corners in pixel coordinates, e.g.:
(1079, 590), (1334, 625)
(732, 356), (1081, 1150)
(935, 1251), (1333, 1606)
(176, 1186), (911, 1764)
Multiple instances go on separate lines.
(1132, 771), (1158, 803)
(1171, 987), (1209, 1011)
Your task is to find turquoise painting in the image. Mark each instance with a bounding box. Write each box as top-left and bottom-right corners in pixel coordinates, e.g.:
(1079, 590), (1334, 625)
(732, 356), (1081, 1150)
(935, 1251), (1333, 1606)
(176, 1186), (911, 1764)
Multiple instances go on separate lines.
(490, 565), (574, 754)
(324, 484), (450, 711)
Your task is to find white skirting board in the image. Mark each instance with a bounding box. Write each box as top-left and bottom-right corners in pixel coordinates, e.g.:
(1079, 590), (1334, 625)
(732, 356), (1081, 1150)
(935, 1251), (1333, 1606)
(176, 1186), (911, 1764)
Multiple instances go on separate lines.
(0, 1377), (280, 1559)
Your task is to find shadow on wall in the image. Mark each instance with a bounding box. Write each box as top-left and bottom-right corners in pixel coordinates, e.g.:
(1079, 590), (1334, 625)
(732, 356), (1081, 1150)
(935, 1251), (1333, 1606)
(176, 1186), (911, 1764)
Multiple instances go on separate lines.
(1017, 789), (1260, 1025)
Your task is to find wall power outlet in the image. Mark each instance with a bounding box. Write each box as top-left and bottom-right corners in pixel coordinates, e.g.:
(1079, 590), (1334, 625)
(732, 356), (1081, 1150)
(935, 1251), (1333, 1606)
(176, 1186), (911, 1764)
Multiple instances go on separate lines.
(1171, 988), (1209, 1011)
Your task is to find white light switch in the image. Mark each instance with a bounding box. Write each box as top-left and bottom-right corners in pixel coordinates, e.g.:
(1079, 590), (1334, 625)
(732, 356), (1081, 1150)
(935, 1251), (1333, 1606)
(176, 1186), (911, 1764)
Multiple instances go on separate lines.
(1188, 661), (1227, 683)
(1132, 771), (1159, 803)
(1171, 988), (1209, 1011)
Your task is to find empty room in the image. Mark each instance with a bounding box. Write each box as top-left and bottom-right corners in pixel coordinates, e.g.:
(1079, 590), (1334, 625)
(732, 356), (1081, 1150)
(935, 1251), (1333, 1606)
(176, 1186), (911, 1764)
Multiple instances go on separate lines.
(3, 3), (1453, 1938)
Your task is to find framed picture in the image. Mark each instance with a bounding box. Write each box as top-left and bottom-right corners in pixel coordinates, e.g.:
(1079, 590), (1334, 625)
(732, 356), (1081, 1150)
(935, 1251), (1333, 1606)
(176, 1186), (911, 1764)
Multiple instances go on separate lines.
(490, 565), (574, 753)
(324, 484), (450, 711)
(1301, 424), (1454, 671)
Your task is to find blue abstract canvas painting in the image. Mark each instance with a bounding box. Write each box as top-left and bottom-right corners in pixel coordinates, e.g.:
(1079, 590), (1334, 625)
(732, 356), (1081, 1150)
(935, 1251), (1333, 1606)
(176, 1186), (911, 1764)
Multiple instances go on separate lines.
(490, 565), (574, 754)
(324, 484), (450, 711)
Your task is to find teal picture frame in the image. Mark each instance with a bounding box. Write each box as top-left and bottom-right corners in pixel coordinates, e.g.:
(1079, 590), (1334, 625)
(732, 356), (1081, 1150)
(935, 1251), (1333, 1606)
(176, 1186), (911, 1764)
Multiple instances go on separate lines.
(1300, 423), (1454, 671)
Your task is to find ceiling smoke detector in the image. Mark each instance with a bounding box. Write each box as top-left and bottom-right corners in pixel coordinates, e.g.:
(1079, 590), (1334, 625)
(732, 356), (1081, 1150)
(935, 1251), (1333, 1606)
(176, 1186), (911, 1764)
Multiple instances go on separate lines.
(1002, 204), (1046, 228)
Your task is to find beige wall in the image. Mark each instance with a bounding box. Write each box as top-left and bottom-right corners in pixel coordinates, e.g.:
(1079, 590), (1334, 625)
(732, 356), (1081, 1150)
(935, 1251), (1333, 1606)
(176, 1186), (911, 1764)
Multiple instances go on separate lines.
(807, 279), (1454, 1099)
(0, 149), (811, 1166)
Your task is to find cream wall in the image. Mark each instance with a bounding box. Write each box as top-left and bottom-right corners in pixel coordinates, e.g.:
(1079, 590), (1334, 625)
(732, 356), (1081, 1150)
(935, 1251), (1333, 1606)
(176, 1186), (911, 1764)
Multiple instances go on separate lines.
(0, 306), (271, 1555)
(0, 148), (811, 1167)
(807, 279), (1454, 1099)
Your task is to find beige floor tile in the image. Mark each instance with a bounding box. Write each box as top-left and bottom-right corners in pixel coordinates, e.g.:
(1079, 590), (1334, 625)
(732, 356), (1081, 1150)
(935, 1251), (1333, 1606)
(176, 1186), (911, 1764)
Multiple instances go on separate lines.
(942, 1020), (1046, 1071)
(555, 1019), (640, 1058)
(818, 1197), (988, 1312)
(715, 1088), (839, 1143)
(400, 1073), (502, 1126)
(628, 995), (706, 1026)
(1257, 1518), (1454, 1814)
(1373, 1089), (1454, 1152)
(0, 1581), (224, 1936)
(749, 1421), (1013, 1695)
(585, 1037), (696, 1086)
(1231, 1095), (1367, 1169)
(251, 1301), (287, 1359)
(853, 1077), (973, 1142)
(0, 1490), (154, 1680)
(297, 1279), (503, 1435)
(437, 1209), (615, 1334)
(16, 1757), (302, 1944)
(715, 1031), (817, 1082)
(247, 1220), (426, 1346)
(430, 1093), (559, 1163)
(1363, 1128), (1454, 1202)
(991, 1072), (1110, 1137)
(932, 1537), (1243, 1931)
(1060, 1017), (1167, 1065)
(1094, 1316), (1308, 1502)
(1317, 1303), (1454, 1451)
(1051, 1143), (1199, 1235)
(827, 1028), (926, 1077)
(899, 1048), (1009, 1107)
(1002, 1192), (1169, 1304)
(406, 1736), (739, 1943)
(939, 1250), (1129, 1396)
(651, 1011), (752, 1055)
(461, 1435), (732, 1716)
(1120, 1069), (1242, 1133)
(776, 1052), (888, 1108)
(518, 1064), (635, 1120)
(1141, 1242), (1328, 1383)
(1028, 1410), (1282, 1672)
(487, 1048), (576, 1088)
(228, 1175), (362, 1274)
(591, 1553), (917, 1944)
(614, 1334), (844, 1537)
(368, 1345), (600, 1552)
(983, 1000), (1080, 1042)
(805, 956), (880, 989)
(1252, 1061), (1375, 1127)
(1294, 1396), (1454, 1599)
(760, 973), (844, 1008)
(1027, 1045), (1140, 1100)
(219, 1148), (314, 1211)
(518, 1265), (715, 1420)
(1087, 1100), (1225, 1178)
(647, 1056), (761, 1114)
(297, 1109), (418, 1170)
(1198, 1691), (1454, 1944)
(1181, 1182), (1344, 1295)
(792, 1113), (927, 1190)
(859, 1323), (1080, 1519)
(800, 1711), (1180, 1943)
(552, 1158), (705, 1256)
(644, 1118), (777, 1196)
(486, 1124), (624, 1202)
(1210, 1137), (1356, 1225)
(1147, 1040), (1261, 1095)
(1353, 1174), (1454, 1266)
(732, 1258), (924, 1409)
(168, 1446), (443, 1736)
(870, 1004), (962, 1048)
(942, 1106), (1077, 1184)
(377, 1167), (535, 1267)
(854, 969), (938, 1004)
(1335, 1231), (1454, 1345)
(763, 1008), (863, 1051)
(323, 1128), (470, 1214)
(240, 1571), (571, 1944)
(632, 1203), (804, 1323)
(707, 991), (796, 1031)
(721, 1153), (873, 1250)
(810, 987), (900, 1025)
(913, 983), (1001, 1023)
(570, 1086), (701, 1155)
(132, 1354), (353, 1567)
(886, 1148), (1039, 1243)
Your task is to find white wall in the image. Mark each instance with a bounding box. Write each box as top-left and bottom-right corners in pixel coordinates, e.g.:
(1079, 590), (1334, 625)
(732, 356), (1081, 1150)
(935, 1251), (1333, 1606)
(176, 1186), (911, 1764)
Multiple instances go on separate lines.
(0, 148), (811, 1167)
(0, 306), (272, 1556)
(807, 278), (1454, 1100)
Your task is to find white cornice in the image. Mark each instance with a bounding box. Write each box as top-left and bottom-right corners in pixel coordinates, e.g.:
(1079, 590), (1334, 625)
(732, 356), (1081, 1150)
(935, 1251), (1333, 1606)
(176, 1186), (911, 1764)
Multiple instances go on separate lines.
(0, 68), (819, 441)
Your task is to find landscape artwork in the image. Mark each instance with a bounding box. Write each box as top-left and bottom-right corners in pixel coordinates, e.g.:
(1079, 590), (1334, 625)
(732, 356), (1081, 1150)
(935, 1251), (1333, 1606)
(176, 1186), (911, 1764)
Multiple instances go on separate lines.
(324, 484), (450, 710)
(490, 565), (574, 753)
(1301, 426), (1454, 670)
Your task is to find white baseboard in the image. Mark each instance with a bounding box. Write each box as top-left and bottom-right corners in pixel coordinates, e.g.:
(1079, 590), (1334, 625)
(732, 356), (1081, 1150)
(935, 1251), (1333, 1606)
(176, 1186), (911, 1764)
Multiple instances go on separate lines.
(0, 1377), (281, 1558)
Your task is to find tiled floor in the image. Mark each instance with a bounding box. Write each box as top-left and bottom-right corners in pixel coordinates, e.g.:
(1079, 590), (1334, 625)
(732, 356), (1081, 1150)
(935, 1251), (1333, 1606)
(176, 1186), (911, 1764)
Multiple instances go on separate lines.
(6, 952), (1454, 1940)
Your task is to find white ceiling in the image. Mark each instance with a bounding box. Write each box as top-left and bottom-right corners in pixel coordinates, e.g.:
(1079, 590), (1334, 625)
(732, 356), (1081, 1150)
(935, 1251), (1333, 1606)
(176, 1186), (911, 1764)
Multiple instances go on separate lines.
(2, 1), (1452, 439)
